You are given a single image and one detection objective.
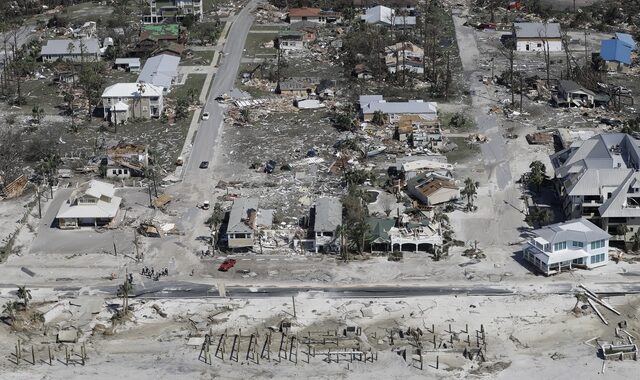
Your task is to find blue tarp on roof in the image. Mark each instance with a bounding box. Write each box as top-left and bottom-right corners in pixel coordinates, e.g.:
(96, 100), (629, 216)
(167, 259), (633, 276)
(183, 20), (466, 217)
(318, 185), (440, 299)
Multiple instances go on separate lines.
(615, 32), (636, 50)
(600, 39), (632, 65)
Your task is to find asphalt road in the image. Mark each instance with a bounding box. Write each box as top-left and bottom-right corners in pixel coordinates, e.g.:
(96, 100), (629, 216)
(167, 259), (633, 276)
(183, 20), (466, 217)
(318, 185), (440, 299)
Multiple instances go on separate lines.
(182, 0), (260, 183)
(87, 281), (640, 299)
(452, 13), (512, 190)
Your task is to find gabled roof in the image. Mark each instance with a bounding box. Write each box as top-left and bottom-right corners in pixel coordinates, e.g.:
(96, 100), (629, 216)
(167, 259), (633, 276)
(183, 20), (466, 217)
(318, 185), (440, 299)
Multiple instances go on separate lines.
(615, 32), (636, 50)
(101, 82), (164, 98)
(513, 22), (561, 39)
(314, 197), (342, 232)
(227, 198), (259, 234)
(361, 5), (416, 26)
(600, 39), (633, 65)
(57, 180), (121, 219)
(531, 218), (610, 245)
(599, 171), (640, 217)
(551, 133), (640, 179)
(137, 54), (180, 89)
(41, 38), (100, 56)
(559, 80), (594, 96)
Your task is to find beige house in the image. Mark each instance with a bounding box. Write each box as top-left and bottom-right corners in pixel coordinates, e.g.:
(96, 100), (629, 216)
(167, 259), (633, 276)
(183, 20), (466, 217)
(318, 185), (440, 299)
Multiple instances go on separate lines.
(407, 173), (459, 206)
(101, 82), (164, 123)
(56, 180), (121, 229)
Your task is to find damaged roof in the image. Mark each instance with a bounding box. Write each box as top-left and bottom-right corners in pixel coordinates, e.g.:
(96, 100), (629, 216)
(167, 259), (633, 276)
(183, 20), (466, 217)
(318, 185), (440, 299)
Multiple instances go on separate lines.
(314, 197), (342, 232)
(227, 198), (259, 234)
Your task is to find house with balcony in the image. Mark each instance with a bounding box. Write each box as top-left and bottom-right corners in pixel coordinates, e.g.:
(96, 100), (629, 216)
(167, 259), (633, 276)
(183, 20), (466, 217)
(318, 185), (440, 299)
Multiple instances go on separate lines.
(550, 133), (640, 243)
(143, 0), (203, 24)
(226, 198), (274, 250)
(101, 82), (164, 123)
(522, 218), (610, 275)
(312, 197), (342, 253)
(56, 180), (122, 229)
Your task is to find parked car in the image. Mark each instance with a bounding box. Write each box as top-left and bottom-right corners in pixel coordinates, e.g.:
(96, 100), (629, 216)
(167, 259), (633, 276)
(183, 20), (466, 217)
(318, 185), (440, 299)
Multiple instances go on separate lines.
(199, 161), (209, 169)
(218, 259), (237, 272)
(202, 112), (210, 120)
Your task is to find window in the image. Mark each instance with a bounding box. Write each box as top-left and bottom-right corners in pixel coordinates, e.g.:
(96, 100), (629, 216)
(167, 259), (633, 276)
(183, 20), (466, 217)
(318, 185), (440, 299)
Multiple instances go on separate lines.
(591, 253), (606, 264)
(537, 43), (542, 48)
(572, 241), (584, 248)
(553, 241), (567, 251)
(590, 240), (606, 249)
(572, 258), (584, 265)
(117, 169), (122, 174)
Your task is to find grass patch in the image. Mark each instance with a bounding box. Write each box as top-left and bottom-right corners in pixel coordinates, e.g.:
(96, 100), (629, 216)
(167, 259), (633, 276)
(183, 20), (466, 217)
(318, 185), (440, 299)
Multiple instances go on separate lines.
(170, 73), (207, 101)
(250, 25), (288, 31)
(440, 112), (474, 130)
(444, 137), (481, 164)
(243, 32), (278, 58)
(181, 50), (215, 66)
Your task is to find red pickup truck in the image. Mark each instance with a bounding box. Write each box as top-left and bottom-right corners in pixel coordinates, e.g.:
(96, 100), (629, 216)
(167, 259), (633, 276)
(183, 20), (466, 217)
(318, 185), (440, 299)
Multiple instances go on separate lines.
(218, 259), (237, 272)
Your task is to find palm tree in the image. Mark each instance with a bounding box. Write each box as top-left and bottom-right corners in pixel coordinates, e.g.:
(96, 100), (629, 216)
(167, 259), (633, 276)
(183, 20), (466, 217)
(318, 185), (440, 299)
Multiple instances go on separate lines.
(16, 286), (31, 308)
(117, 279), (133, 313)
(461, 178), (479, 211)
(632, 231), (640, 252)
(133, 81), (146, 119)
(335, 225), (348, 261)
(2, 301), (18, 321)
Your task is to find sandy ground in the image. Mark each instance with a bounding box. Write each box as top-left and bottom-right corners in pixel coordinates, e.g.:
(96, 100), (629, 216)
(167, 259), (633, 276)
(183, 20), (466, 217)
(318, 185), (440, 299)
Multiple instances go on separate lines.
(0, 292), (637, 379)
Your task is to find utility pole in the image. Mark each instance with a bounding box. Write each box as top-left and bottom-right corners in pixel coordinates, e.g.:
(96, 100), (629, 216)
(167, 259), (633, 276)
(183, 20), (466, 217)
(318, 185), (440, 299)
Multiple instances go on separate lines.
(584, 29), (589, 68)
(36, 186), (41, 218)
(292, 296), (297, 318)
(520, 74), (523, 113)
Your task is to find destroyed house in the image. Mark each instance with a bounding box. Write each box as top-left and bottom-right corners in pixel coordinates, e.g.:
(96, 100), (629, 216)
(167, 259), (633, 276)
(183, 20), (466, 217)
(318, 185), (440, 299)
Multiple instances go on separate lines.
(407, 173), (459, 206)
(56, 180), (122, 229)
(550, 133), (640, 243)
(523, 218), (610, 276)
(105, 143), (149, 178)
(40, 38), (101, 62)
(512, 22), (562, 52)
(312, 197), (342, 253)
(277, 77), (320, 96)
(554, 80), (595, 108)
(359, 95), (437, 122)
(289, 21), (319, 42)
(288, 7), (342, 24)
(277, 31), (305, 50)
(385, 42), (424, 74)
(226, 198), (273, 250)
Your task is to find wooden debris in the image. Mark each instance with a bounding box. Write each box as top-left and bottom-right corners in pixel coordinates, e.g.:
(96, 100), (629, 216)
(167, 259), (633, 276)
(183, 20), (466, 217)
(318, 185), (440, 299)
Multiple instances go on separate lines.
(587, 298), (608, 325)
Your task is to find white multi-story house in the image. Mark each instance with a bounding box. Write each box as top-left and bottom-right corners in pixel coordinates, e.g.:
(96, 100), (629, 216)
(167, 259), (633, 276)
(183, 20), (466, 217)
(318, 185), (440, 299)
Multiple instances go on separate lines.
(101, 83), (164, 123)
(143, 0), (203, 24)
(313, 197), (342, 253)
(550, 133), (640, 243)
(522, 218), (610, 276)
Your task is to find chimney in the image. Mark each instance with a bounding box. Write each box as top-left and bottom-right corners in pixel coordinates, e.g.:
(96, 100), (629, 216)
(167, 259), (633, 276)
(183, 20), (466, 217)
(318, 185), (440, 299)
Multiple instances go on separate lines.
(245, 208), (257, 229)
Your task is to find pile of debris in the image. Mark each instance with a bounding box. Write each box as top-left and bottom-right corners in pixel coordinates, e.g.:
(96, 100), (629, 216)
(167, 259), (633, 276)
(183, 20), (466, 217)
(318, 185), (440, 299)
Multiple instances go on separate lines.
(253, 3), (286, 24)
